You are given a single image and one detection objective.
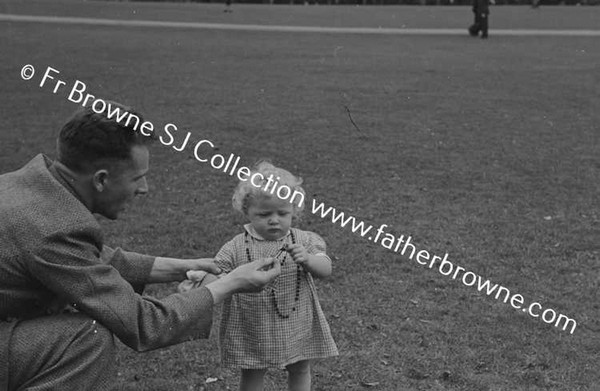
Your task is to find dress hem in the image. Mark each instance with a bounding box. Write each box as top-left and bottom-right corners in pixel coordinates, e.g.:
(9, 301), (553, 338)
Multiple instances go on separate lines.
(221, 352), (339, 370)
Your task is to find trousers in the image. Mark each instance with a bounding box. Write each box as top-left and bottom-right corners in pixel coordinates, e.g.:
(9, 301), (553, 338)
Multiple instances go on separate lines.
(7, 313), (116, 391)
(469, 11), (489, 37)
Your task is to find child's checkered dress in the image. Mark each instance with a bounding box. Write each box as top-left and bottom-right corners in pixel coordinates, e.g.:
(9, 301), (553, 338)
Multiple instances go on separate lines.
(215, 225), (338, 369)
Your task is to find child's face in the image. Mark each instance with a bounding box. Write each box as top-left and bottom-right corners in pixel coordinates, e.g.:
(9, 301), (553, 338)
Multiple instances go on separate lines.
(247, 195), (294, 241)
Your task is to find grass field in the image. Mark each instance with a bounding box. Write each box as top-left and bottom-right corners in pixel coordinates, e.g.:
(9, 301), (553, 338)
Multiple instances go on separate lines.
(2, 1), (600, 390)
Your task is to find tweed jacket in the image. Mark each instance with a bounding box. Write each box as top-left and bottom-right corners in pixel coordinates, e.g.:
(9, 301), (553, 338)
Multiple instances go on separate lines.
(0, 155), (214, 388)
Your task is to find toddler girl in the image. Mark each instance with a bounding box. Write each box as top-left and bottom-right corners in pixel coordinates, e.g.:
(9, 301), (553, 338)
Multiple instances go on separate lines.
(187, 161), (338, 391)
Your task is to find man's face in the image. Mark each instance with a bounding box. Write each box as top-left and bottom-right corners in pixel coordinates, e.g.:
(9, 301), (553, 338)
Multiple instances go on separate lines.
(95, 145), (149, 220)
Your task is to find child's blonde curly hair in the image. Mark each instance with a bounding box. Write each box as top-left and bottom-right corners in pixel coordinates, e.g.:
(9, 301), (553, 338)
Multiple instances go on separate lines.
(232, 160), (306, 219)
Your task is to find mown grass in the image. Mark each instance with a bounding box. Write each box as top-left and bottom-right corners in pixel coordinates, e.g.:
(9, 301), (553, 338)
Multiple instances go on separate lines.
(1, 2), (600, 390)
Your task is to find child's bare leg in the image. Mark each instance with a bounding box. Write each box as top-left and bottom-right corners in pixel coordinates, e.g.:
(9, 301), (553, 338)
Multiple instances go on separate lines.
(240, 368), (267, 391)
(286, 360), (311, 391)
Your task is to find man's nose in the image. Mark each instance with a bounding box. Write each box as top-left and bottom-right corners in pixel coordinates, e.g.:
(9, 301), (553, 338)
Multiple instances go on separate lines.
(136, 177), (149, 195)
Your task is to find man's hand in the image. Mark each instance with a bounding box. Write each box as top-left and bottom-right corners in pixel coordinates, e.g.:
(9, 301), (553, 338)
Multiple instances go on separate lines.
(186, 258), (222, 275)
(150, 257), (221, 283)
(205, 257), (281, 304)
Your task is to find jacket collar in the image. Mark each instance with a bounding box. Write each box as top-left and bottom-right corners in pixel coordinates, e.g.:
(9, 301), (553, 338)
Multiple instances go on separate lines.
(45, 155), (87, 206)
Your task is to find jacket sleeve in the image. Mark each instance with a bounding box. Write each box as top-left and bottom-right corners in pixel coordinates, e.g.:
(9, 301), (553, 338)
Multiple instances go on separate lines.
(100, 246), (155, 293)
(28, 227), (214, 352)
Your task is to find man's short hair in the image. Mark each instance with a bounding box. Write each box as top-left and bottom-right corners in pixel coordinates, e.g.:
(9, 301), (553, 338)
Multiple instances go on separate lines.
(57, 101), (152, 173)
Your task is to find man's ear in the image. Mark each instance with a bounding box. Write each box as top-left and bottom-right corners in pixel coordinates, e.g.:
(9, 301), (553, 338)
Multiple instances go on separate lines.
(92, 169), (109, 192)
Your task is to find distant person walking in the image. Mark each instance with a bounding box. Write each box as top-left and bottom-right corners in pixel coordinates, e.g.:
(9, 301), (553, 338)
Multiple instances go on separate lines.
(468, 0), (491, 39)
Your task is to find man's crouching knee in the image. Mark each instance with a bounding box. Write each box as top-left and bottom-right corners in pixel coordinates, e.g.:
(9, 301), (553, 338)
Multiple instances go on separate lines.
(77, 316), (117, 381)
(9, 313), (117, 390)
(87, 317), (116, 356)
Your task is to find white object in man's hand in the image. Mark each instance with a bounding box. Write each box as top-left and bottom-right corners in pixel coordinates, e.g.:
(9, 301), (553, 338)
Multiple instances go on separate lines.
(186, 270), (209, 281)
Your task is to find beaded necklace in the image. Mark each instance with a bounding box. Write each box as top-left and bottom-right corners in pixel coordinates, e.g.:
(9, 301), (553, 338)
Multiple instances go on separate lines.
(244, 230), (301, 319)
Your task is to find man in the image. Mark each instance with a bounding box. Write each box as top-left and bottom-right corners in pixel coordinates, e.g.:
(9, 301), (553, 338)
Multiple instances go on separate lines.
(468, 0), (490, 39)
(0, 103), (280, 390)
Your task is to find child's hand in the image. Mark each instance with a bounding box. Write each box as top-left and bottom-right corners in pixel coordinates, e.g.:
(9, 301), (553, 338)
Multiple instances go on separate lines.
(286, 244), (309, 265)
